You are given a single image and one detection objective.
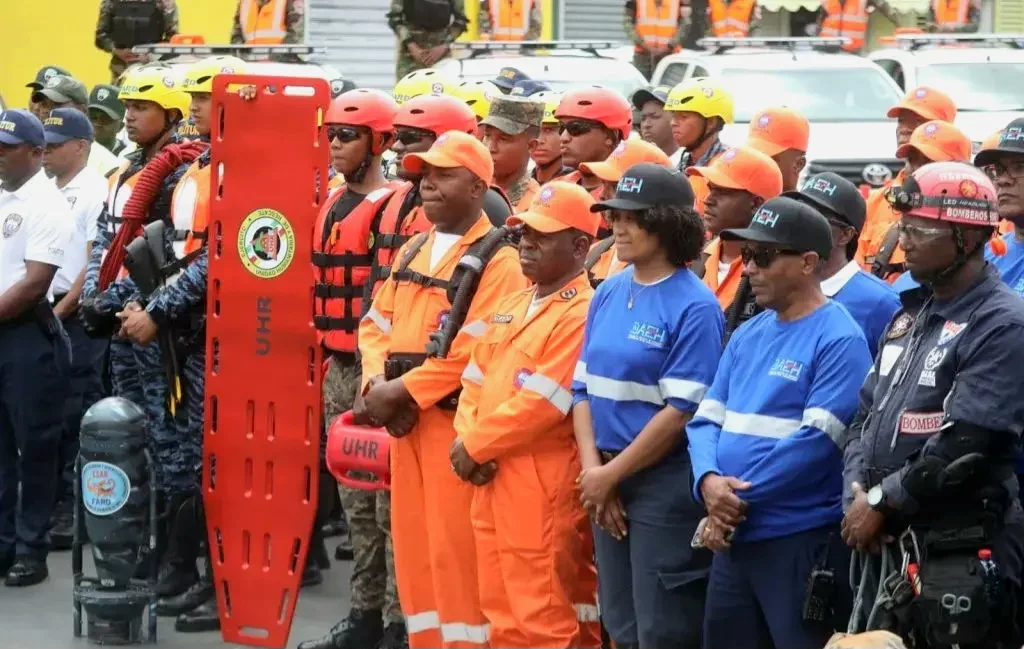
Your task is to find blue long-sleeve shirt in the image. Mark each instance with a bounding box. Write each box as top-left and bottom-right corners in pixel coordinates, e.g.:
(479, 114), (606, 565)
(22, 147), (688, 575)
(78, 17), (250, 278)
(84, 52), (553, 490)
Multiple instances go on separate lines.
(821, 261), (901, 359)
(572, 267), (724, 451)
(687, 300), (872, 542)
(986, 232), (1024, 296)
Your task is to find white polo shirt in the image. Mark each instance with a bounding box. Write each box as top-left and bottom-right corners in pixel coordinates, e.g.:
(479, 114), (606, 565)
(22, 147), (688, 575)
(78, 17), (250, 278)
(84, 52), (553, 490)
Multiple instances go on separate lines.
(52, 166), (107, 295)
(0, 168), (72, 301)
(88, 141), (121, 178)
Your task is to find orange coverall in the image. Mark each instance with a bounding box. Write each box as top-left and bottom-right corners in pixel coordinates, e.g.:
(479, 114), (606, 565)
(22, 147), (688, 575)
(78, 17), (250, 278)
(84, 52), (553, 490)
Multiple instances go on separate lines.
(359, 214), (527, 648)
(701, 237), (744, 309)
(455, 272), (602, 649)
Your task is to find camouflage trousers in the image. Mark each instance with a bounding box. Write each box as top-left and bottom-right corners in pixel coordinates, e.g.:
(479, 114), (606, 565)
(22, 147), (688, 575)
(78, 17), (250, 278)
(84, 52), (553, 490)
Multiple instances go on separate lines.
(395, 31), (453, 83)
(323, 355), (402, 624)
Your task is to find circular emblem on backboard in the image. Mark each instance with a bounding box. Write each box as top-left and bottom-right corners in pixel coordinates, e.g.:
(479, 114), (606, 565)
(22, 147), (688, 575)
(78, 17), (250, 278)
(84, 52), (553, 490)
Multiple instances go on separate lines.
(82, 461), (131, 517)
(238, 208), (295, 279)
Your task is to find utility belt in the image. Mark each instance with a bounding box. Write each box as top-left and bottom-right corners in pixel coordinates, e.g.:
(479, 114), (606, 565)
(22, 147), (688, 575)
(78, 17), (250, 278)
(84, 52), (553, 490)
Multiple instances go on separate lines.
(4, 300), (61, 338)
(384, 352), (460, 411)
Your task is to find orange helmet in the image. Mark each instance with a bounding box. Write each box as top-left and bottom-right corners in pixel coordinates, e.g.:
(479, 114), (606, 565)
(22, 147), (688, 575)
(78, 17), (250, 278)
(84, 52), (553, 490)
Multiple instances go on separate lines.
(393, 94), (477, 138)
(326, 89), (398, 154)
(888, 161), (997, 227)
(555, 86), (633, 140)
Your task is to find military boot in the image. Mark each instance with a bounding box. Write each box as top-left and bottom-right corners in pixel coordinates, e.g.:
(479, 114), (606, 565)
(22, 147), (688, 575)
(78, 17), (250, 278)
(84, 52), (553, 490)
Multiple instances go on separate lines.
(174, 593), (221, 633)
(296, 609), (383, 649)
(378, 622), (409, 649)
(156, 576), (213, 617)
(155, 495), (200, 597)
(48, 500), (75, 551)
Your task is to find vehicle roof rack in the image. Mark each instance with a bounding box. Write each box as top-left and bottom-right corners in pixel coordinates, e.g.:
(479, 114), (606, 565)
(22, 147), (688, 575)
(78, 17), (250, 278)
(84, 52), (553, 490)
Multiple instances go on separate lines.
(131, 44), (326, 60)
(697, 36), (850, 54)
(450, 40), (621, 58)
(893, 33), (1024, 50)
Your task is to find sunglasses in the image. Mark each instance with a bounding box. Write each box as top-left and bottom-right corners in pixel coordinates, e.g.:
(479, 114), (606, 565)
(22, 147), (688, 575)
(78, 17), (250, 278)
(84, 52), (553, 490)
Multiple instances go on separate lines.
(740, 245), (803, 268)
(558, 120), (600, 137)
(394, 129), (431, 146)
(327, 126), (361, 143)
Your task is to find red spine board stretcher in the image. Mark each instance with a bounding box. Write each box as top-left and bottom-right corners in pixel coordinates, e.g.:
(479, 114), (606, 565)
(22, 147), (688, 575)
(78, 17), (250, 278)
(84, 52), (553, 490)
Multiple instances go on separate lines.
(203, 74), (329, 648)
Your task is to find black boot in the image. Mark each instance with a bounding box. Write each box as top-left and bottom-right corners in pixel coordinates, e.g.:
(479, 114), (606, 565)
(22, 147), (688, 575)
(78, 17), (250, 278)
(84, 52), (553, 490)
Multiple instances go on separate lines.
(334, 532), (353, 561)
(155, 494), (200, 597)
(175, 593), (221, 633)
(155, 577), (213, 617)
(48, 500), (75, 551)
(321, 478), (346, 538)
(377, 622), (409, 649)
(296, 608), (383, 649)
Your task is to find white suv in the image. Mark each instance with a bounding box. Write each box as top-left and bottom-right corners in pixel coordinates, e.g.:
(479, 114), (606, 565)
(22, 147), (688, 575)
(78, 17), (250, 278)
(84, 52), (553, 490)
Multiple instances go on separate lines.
(650, 37), (906, 189)
(869, 34), (1024, 144)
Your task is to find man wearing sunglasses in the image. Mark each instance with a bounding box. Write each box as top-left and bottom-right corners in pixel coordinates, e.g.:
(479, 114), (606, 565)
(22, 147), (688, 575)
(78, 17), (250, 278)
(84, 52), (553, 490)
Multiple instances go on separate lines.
(554, 87), (634, 209)
(688, 196), (870, 649)
(786, 172), (900, 360)
(841, 162), (1024, 649)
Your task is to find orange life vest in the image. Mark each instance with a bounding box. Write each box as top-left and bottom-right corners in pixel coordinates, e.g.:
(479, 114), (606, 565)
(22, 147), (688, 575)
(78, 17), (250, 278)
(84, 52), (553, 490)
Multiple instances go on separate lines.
(709, 0), (755, 37)
(489, 0), (531, 41)
(932, 0), (970, 28)
(240, 0), (287, 45)
(103, 161), (141, 281)
(364, 182), (432, 303)
(170, 160), (211, 259)
(636, 0), (680, 48)
(313, 183), (403, 353)
(820, 0), (868, 52)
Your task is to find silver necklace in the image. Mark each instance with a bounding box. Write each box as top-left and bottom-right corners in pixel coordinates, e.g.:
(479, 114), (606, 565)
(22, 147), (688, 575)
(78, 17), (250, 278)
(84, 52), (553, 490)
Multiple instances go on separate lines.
(627, 281), (648, 310)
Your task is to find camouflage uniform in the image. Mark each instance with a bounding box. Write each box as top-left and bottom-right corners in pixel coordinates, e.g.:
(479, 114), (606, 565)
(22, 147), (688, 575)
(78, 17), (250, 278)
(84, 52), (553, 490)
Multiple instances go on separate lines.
(481, 95), (544, 208)
(94, 0), (179, 84)
(387, 0), (469, 83)
(230, 0), (306, 44)
(477, 0), (543, 40)
(623, 0), (687, 80)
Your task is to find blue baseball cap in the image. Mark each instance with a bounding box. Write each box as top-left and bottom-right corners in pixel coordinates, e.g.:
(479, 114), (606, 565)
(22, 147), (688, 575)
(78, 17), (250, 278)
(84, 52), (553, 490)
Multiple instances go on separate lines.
(492, 67), (531, 92)
(509, 79), (551, 97)
(44, 108), (95, 145)
(0, 109), (46, 147)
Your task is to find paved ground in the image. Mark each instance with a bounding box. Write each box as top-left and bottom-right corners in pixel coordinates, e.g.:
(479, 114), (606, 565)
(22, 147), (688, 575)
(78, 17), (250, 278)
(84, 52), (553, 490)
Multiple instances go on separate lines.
(0, 546), (353, 649)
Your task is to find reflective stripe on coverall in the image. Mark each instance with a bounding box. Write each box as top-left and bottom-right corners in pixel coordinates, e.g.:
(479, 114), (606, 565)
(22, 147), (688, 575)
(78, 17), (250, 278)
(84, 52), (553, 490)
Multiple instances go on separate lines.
(359, 214), (528, 648)
(455, 272), (601, 649)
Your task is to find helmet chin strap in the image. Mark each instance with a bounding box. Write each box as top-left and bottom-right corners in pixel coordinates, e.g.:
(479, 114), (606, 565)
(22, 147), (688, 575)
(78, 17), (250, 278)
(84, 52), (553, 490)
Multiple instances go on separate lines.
(685, 116), (718, 158)
(919, 226), (986, 288)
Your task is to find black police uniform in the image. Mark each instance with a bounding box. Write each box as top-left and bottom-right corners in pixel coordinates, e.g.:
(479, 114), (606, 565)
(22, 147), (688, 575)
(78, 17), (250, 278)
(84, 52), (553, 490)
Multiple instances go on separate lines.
(843, 266), (1024, 647)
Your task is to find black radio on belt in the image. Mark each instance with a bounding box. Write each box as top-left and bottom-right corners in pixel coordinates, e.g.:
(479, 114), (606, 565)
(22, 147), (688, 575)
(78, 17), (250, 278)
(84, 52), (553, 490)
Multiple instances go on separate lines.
(802, 535), (837, 623)
(384, 352), (460, 411)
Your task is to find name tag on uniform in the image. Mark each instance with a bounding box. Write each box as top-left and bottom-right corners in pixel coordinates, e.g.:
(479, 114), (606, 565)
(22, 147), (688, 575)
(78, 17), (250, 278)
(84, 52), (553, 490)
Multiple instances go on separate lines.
(899, 411), (943, 435)
(879, 344), (903, 377)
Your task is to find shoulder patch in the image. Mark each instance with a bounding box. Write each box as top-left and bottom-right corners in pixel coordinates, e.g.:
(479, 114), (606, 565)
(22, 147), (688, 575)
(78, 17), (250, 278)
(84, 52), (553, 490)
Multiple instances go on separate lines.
(492, 313), (514, 324)
(559, 287), (578, 300)
(887, 312), (914, 340)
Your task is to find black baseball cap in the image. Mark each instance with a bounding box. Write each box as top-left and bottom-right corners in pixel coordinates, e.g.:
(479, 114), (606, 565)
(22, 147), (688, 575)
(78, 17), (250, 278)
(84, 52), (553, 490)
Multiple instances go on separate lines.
(721, 196), (834, 259)
(591, 162), (695, 212)
(631, 86), (670, 111)
(783, 171), (867, 232)
(88, 84), (126, 121)
(974, 117), (1024, 167)
(27, 65), (72, 90)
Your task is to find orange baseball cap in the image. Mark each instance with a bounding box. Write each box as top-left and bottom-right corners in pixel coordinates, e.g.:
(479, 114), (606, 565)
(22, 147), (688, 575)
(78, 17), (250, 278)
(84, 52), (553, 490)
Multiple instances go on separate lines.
(507, 181), (600, 237)
(579, 139), (672, 182)
(886, 86), (957, 123)
(895, 120), (972, 163)
(686, 146), (783, 201)
(402, 130), (494, 184)
(746, 107), (810, 156)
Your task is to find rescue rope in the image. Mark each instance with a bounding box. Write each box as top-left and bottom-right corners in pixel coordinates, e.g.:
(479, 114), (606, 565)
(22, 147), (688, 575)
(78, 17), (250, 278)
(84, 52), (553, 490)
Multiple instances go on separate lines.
(848, 547), (900, 634)
(99, 141), (208, 291)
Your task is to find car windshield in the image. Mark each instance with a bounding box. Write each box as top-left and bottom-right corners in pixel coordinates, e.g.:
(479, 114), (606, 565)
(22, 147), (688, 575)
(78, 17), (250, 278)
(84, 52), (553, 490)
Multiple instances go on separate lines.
(720, 67), (902, 122)
(915, 62), (1024, 111)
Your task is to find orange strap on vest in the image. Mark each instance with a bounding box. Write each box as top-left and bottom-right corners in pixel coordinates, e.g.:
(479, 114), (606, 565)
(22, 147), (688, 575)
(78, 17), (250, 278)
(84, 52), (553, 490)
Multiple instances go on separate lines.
(365, 182), (431, 302)
(313, 184), (401, 352)
(709, 0), (755, 37)
(635, 0), (679, 47)
(932, 0), (969, 26)
(820, 0), (868, 52)
(489, 0), (531, 41)
(241, 0), (287, 45)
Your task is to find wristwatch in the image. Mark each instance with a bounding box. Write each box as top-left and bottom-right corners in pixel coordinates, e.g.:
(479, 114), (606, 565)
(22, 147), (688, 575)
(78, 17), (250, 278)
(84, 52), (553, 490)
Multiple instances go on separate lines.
(866, 485), (889, 515)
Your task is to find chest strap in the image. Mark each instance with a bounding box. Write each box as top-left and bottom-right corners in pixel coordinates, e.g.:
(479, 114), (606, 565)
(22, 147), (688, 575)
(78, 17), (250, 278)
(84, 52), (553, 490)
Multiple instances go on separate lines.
(390, 233), (452, 291)
(311, 251), (373, 268)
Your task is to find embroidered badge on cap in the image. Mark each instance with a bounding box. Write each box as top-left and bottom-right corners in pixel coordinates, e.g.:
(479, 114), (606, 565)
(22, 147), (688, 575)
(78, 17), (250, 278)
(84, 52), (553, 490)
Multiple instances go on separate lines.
(96, 88), (110, 101)
(887, 312), (914, 339)
(46, 76), (62, 88)
(757, 113), (771, 129)
(914, 88), (928, 99)
(722, 148), (737, 161)
(923, 123), (939, 136)
(538, 186), (555, 204)
(751, 207), (779, 228)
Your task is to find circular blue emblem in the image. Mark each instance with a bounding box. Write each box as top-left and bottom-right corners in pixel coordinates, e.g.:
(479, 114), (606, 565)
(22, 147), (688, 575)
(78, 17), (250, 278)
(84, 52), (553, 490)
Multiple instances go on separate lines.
(82, 461), (131, 517)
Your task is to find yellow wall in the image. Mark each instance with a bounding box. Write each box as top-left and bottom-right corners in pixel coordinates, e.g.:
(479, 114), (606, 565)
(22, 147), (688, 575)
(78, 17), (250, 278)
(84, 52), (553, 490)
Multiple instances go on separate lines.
(0, 0), (238, 110)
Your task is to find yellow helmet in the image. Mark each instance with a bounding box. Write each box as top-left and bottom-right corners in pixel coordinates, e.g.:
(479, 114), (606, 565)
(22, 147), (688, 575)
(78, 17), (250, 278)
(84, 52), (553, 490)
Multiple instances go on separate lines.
(451, 80), (500, 120)
(119, 66), (191, 118)
(530, 90), (562, 125)
(665, 77), (734, 124)
(183, 56), (248, 94)
(392, 69), (454, 105)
